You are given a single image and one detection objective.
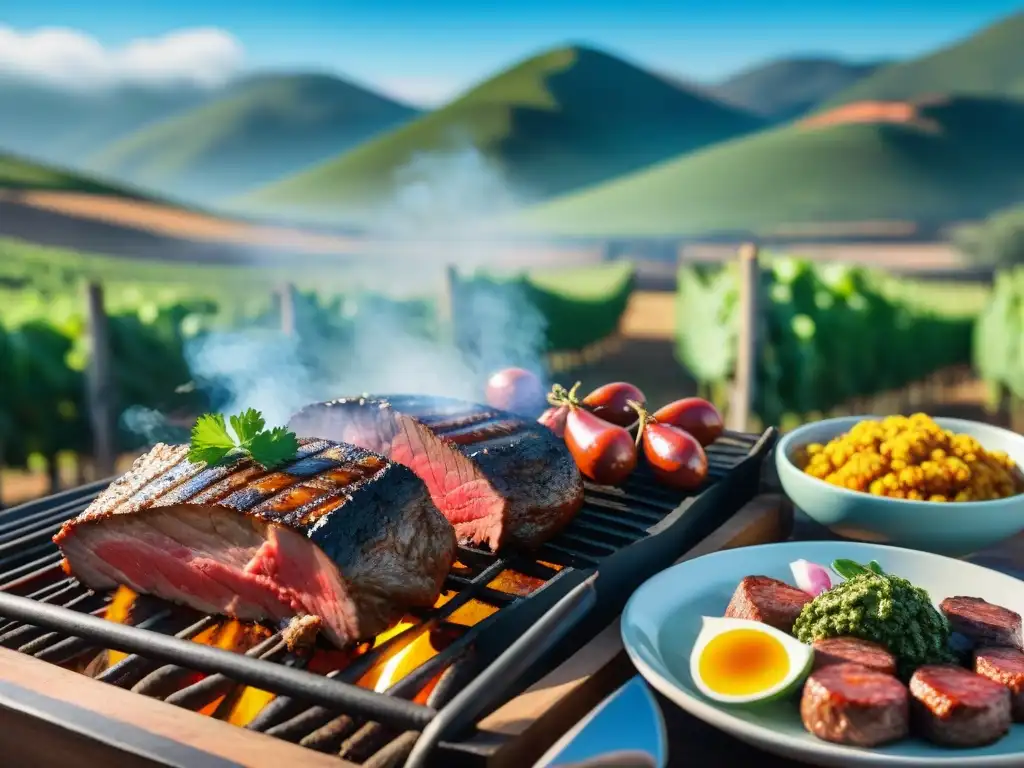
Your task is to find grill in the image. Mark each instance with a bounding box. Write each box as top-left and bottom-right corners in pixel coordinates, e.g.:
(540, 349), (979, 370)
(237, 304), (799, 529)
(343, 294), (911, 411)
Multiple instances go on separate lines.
(0, 427), (776, 767)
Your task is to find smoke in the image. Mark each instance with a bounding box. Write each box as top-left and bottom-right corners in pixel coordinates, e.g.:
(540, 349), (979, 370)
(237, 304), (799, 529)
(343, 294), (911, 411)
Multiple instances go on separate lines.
(126, 145), (554, 439)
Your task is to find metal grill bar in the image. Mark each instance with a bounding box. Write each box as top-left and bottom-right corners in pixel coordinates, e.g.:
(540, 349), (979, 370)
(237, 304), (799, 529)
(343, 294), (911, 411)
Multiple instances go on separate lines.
(0, 426), (774, 767)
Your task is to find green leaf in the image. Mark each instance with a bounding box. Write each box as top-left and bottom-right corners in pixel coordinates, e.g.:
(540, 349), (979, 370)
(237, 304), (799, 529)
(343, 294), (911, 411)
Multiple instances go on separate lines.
(831, 559), (870, 579)
(248, 427), (300, 470)
(230, 408), (266, 446)
(867, 560), (885, 575)
(187, 409), (298, 469)
(188, 413), (236, 466)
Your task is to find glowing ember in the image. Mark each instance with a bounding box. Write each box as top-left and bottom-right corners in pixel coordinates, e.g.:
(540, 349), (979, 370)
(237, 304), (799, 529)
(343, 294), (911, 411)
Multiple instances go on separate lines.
(487, 569), (546, 597)
(103, 585), (138, 666)
(448, 600), (498, 626)
(225, 687), (276, 726)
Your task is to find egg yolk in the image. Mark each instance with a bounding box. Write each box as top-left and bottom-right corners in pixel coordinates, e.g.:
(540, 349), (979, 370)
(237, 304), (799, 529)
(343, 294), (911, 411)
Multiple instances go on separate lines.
(698, 628), (790, 696)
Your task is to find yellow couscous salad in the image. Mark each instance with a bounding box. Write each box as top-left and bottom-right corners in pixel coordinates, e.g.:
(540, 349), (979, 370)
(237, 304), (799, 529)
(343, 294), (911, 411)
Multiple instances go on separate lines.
(799, 414), (1024, 502)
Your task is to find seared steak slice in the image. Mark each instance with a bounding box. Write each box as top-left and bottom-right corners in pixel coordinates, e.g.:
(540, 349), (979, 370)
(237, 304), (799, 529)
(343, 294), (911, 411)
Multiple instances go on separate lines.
(800, 663), (909, 747)
(289, 395), (585, 551)
(975, 646), (1024, 721)
(724, 575), (813, 633)
(909, 665), (1011, 747)
(54, 440), (456, 647)
(940, 596), (1023, 650)
(811, 637), (897, 676)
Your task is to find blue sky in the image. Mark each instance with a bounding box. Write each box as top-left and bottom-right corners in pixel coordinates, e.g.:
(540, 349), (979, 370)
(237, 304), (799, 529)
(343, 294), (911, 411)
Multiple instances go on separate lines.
(3, 1), (1021, 103)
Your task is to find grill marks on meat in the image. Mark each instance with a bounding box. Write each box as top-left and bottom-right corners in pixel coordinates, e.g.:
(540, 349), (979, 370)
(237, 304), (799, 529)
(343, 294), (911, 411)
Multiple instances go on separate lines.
(909, 665), (1011, 747)
(54, 440), (457, 647)
(940, 596), (1023, 651)
(800, 663), (909, 747)
(811, 637), (897, 676)
(288, 395), (585, 551)
(975, 647), (1024, 721)
(724, 575), (813, 633)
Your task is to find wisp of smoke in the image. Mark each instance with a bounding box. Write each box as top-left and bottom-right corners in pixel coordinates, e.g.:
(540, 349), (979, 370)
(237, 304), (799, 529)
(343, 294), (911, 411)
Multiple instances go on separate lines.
(124, 143), (551, 445)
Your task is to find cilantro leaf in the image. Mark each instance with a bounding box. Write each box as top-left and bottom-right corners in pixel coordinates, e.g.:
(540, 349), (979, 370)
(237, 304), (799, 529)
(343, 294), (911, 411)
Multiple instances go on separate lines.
(230, 408), (266, 446)
(188, 413), (236, 465)
(248, 427), (300, 469)
(188, 409), (299, 469)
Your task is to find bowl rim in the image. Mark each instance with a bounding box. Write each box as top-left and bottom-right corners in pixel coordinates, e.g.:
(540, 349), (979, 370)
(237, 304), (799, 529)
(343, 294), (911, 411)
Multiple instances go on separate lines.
(776, 414), (1024, 511)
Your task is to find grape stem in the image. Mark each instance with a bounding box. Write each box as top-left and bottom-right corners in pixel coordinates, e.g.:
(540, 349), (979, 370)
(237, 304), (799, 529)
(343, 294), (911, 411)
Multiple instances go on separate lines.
(547, 381), (582, 409)
(628, 399), (655, 447)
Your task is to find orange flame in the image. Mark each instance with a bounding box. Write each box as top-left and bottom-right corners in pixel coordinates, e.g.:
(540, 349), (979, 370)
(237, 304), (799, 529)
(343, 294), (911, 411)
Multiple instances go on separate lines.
(92, 560), (556, 726)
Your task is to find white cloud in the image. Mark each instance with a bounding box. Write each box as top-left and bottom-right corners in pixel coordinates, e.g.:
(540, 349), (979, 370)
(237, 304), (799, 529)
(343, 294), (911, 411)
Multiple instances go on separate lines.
(0, 26), (244, 90)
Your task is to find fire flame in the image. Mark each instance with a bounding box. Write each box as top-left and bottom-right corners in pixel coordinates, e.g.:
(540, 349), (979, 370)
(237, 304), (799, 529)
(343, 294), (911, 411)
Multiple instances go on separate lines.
(93, 566), (551, 725)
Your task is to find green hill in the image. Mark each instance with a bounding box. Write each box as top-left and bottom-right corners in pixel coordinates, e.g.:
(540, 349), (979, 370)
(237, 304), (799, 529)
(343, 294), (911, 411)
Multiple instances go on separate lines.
(711, 58), (887, 120)
(88, 73), (419, 203)
(239, 45), (765, 225)
(0, 78), (211, 168)
(823, 12), (1024, 106)
(508, 95), (1024, 238)
(0, 153), (136, 197)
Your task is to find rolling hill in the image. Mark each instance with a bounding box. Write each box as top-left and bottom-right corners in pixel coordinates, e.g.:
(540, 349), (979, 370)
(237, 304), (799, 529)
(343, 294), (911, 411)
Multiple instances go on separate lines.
(87, 73), (419, 203)
(822, 12), (1024, 106)
(0, 152), (137, 197)
(239, 45), (766, 226)
(0, 78), (213, 169)
(508, 95), (1024, 238)
(710, 57), (887, 120)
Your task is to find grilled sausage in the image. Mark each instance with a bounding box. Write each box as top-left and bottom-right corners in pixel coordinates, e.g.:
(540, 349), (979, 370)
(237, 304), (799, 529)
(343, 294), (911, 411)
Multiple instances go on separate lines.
(800, 663), (910, 747)
(811, 637), (898, 676)
(724, 575), (813, 633)
(975, 646), (1024, 722)
(940, 596), (1023, 651)
(909, 665), (1011, 747)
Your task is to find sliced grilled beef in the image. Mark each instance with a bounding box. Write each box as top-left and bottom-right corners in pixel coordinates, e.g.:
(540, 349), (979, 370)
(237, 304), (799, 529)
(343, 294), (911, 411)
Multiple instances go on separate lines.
(811, 637), (897, 676)
(54, 440), (457, 647)
(288, 395), (585, 551)
(975, 646), (1024, 721)
(724, 575), (813, 633)
(909, 665), (1012, 747)
(800, 663), (909, 747)
(940, 596), (1023, 650)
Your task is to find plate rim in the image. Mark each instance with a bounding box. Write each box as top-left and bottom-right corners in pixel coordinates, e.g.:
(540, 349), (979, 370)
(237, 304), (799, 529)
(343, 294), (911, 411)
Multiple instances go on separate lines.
(621, 540), (1024, 767)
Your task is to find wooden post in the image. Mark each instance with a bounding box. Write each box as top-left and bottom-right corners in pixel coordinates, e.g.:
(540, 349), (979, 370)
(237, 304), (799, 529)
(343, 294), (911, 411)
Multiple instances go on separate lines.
(278, 283), (296, 335)
(440, 264), (460, 347)
(729, 243), (760, 432)
(85, 281), (116, 478)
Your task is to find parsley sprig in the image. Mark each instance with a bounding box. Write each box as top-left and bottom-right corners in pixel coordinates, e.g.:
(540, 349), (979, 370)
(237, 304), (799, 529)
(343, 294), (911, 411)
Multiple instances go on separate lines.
(188, 408), (299, 469)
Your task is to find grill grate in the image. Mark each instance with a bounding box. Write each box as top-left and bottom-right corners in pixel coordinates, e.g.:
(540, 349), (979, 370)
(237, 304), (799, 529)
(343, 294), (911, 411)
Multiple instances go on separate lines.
(0, 428), (775, 767)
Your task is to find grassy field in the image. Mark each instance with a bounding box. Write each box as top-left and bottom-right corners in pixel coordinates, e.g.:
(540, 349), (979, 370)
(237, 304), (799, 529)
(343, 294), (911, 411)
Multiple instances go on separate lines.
(821, 12), (1024, 107)
(239, 45), (765, 224)
(89, 74), (418, 203)
(509, 95), (1024, 238)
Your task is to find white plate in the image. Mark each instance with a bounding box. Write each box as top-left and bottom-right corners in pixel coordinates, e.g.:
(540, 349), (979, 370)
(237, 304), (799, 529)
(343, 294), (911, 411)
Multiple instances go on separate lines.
(621, 540), (1024, 767)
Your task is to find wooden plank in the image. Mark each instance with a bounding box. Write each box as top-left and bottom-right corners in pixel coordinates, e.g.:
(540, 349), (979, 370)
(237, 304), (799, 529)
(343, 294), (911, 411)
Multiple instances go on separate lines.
(84, 281), (116, 477)
(728, 243), (760, 432)
(477, 494), (791, 764)
(0, 647), (354, 768)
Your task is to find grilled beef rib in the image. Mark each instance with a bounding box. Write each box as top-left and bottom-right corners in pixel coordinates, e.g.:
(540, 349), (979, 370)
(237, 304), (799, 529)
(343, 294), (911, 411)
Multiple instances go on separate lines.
(288, 395), (585, 551)
(54, 439), (456, 647)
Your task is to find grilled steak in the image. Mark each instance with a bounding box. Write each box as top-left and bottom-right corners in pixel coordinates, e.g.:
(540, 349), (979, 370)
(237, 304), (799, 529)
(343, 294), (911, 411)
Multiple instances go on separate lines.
(940, 596), (1023, 650)
(54, 440), (457, 647)
(800, 663), (909, 747)
(811, 637), (897, 676)
(288, 395), (585, 551)
(975, 646), (1024, 721)
(724, 575), (813, 633)
(909, 665), (1011, 747)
